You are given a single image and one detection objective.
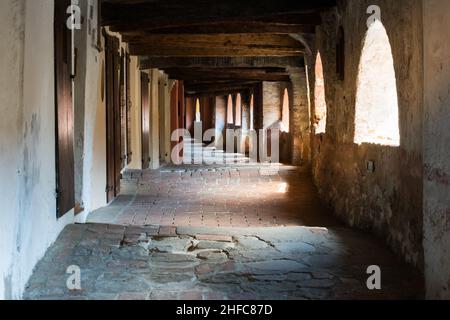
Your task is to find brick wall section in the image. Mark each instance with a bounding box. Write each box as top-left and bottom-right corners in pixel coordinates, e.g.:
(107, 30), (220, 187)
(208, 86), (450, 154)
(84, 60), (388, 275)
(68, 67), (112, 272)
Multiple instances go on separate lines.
(288, 67), (311, 165)
(262, 82), (282, 129)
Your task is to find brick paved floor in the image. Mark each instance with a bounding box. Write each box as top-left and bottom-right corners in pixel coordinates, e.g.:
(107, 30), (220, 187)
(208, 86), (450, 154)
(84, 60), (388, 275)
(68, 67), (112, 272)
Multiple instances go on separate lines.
(23, 163), (424, 300)
(88, 165), (338, 228)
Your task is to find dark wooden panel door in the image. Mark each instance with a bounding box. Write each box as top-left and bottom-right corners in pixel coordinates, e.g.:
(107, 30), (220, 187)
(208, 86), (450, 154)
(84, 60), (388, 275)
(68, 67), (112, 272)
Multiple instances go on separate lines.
(178, 80), (185, 131)
(178, 81), (185, 158)
(141, 72), (150, 169)
(55, 0), (75, 217)
(120, 49), (128, 170)
(170, 81), (179, 151)
(126, 53), (132, 165)
(113, 47), (121, 196)
(105, 33), (120, 202)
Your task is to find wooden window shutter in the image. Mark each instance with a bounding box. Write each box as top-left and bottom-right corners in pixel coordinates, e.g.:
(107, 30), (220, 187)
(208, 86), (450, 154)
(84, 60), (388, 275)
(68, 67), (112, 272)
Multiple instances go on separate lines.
(105, 32), (121, 202)
(54, 0), (75, 217)
(141, 72), (150, 170)
(120, 49), (127, 169)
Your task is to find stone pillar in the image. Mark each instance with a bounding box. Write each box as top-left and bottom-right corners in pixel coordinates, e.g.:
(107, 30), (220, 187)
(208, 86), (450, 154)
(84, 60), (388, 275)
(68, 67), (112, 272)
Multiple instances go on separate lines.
(129, 56), (142, 170)
(288, 67), (311, 165)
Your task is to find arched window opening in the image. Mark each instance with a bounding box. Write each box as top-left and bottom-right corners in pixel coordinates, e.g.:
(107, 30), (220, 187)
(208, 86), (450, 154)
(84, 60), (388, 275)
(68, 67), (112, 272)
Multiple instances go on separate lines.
(195, 98), (201, 122)
(250, 94), (254, 130)
(235, 93), (242, 127)
(281, 88), (290, 132)
(227, 94), (234, 125)
(314, 53), (327, 134)
(354, 20), (400, 147)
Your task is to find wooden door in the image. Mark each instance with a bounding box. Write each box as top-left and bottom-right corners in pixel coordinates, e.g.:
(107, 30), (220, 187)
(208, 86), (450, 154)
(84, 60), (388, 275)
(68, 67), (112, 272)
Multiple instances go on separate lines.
(170, 81), (179, 151)
(126, 53), (132, 165)
(141, 72), (150, 169)
(120, 49), (127, 170)
(105, 33), (121, 202)
(113, 48), (121, 196)
(178, 81), (185, 131)
(55, 0), (75, 217)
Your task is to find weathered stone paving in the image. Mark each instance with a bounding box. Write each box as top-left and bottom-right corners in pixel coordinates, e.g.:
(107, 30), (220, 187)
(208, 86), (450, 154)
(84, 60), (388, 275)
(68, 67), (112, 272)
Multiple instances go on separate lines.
(24, 165), (423, 300)
(24, 223), (422, 300)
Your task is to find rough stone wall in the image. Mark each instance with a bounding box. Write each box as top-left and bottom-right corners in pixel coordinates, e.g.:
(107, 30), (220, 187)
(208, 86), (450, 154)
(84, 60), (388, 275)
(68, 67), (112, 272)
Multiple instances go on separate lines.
(422, 0), (450, 299)
(310, 0), (424, 268)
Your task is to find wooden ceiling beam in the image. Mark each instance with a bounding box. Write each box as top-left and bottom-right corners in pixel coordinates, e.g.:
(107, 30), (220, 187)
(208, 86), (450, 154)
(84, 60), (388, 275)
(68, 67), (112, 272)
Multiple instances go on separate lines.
(113, 22), (316, 35)
(129, 45), (303, 57)
(163, 67), (289, 81)
(139, 56), (304, 69)
(122, 33), (304, 48)
(185, 81), (259, 91)
(163, 67), (287, 74)
(164, 70), (290, 82)
(185, 86), (255, 97)
(126, 33), (304, 56)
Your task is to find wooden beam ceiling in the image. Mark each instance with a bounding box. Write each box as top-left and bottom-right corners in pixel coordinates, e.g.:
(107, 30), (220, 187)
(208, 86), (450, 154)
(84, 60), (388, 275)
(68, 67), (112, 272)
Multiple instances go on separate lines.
(100, 0), (336, 57)
(100, 0), (335, 95)
(101, 0), (336, 30)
